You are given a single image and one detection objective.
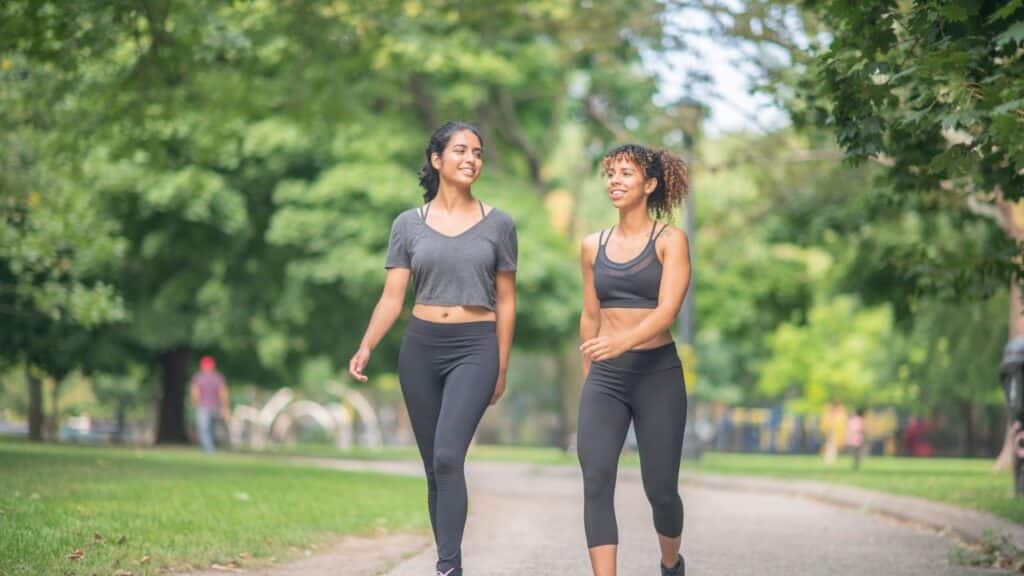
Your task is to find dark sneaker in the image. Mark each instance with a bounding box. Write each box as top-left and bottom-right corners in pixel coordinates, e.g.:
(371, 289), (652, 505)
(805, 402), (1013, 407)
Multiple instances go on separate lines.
(661, 553), (685, 576)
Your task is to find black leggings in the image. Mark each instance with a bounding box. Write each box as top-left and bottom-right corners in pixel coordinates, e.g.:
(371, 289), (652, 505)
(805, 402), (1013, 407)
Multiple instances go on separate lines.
(399, 316), (498, 575)
(577, 342), (687, 548)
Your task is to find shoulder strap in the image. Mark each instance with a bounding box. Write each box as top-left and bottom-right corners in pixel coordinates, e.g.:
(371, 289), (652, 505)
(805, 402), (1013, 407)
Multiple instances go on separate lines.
(652, 223), (669, 241)
(478, 199), (486, 217)
(599, 226), (614, 247)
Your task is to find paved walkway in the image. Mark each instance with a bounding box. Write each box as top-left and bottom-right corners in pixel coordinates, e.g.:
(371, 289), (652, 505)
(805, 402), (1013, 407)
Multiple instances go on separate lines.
(188, 459), (1017, 575)
(300, 460), (1013, 576)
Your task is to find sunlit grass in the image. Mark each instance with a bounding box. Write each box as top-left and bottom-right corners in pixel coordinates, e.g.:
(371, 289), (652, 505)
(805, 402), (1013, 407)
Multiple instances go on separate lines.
(0, 439), (427, 576)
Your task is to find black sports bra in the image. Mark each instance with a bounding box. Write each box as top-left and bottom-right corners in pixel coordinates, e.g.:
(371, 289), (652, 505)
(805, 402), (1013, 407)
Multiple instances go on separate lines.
(593, 221), (667, 309)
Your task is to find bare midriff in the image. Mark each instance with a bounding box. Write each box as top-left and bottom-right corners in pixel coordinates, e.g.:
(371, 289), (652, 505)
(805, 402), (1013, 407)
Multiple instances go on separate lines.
(413, 303), (497, 323)
(599, 307), (673, 350)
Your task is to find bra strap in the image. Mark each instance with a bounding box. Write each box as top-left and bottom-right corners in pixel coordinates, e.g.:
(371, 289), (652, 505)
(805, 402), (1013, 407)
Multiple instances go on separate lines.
(652, 223), (669, 241)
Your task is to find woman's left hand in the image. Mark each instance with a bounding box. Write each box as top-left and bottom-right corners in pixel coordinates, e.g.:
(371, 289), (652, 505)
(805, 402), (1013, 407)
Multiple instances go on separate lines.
(579, 335), (631, 362)
(490, 371), (507, 406)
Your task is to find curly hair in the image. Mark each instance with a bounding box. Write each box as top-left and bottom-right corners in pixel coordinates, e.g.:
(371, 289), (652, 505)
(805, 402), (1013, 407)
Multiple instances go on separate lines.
(601, 144), (689, 220)
(418, 121), (483, 202)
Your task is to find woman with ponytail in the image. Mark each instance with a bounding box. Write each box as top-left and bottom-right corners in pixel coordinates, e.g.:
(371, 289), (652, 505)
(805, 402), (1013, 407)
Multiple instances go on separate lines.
(577, 144), (692, 576)
(348, 121), (517, 576)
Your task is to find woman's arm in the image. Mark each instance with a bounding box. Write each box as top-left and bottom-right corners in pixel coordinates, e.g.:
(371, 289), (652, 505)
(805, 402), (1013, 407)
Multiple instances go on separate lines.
(491, 270), (517, 404)
(580, 227), (690, 361)
(348, 267), (411, 382)
(578, 233), (602, 377)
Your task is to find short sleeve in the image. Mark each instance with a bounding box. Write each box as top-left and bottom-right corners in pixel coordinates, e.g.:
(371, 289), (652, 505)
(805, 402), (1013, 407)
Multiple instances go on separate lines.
(384, 214), (411, 269)
(496, 216), (518, 272)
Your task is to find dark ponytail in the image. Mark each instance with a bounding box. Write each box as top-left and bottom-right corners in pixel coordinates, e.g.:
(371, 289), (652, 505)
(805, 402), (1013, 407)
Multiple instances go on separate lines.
(601, 144), (689, 220)
(418, 121), (484, 202)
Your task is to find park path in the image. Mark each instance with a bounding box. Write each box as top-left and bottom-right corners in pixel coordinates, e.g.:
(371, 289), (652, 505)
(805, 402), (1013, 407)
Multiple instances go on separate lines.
(192, 459), (1014, 576)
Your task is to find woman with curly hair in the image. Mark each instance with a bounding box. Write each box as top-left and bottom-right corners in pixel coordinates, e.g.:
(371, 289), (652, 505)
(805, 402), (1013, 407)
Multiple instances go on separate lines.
(577, 144), (692, 576)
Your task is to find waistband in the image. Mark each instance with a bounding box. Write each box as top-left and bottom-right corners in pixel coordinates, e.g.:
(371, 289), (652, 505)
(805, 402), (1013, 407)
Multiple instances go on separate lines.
(406, 315), (497, 339)
(593, 341), (681, 373)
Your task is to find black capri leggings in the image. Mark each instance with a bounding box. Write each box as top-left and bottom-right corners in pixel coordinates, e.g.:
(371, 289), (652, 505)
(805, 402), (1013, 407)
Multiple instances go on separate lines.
(399, 316), (498, 576)
(577, 341), (687, 548)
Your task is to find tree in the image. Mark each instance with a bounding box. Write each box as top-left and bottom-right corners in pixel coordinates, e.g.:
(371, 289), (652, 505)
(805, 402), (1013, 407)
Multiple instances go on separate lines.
(3, 1), (683, 446)
(0, 128), (126, 440)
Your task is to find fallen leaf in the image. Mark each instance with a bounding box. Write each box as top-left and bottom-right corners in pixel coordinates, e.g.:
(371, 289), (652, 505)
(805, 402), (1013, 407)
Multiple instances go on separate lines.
(93, 532), (104, 543)
(210, 562), (243, 572)
(115, 535), (128, 545)
(113, 570), (134, 576)
(138, 555), (151, 564)
(66, 549), (84, 560)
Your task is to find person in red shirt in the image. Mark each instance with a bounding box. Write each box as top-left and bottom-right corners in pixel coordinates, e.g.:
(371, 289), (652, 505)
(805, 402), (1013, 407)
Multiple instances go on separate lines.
(190, 356), (229, 453)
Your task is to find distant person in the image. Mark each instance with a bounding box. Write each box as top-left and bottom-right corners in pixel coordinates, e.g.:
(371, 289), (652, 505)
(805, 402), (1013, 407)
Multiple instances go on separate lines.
(190, 355), (229, 454)
(846, 408), (867, 470)
(904, 417), (934, 457)
(577, 144), (691, 576)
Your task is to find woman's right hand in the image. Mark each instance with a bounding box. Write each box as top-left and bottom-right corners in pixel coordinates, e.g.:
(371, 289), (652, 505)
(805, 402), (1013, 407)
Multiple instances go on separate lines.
(348, 346), (371, 382)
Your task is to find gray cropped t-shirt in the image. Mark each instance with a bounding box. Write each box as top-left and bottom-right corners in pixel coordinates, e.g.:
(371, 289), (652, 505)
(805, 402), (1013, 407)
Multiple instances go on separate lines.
(384, 206), (517, 311)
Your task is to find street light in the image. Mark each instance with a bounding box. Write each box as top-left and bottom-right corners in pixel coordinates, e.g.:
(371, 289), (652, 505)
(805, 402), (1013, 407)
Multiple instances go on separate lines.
(669, 97), (705, 345)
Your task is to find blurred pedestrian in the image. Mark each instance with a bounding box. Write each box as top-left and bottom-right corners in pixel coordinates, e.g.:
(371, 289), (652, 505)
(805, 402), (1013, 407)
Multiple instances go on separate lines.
(190, 355), (229, 454)
(846, 407), (867, 470)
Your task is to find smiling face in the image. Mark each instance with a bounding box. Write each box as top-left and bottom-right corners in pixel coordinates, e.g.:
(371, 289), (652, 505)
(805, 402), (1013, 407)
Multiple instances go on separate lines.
(602, 156), (656, 210)
(432, 130), (483, 189)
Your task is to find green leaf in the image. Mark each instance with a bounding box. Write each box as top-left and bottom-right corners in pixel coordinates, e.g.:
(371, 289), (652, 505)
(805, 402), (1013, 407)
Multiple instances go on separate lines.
(995, 21), (1024, 46)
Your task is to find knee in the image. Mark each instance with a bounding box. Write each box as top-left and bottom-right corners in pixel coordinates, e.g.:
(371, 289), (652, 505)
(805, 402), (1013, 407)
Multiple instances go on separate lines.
(581, 462), (616, 501)
(432, 448), (464, 478)
(643, 480), (680, 509)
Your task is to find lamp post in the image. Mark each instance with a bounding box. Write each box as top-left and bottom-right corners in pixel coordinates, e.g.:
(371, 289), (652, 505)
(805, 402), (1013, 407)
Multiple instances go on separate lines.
(672, 98), (704, 346)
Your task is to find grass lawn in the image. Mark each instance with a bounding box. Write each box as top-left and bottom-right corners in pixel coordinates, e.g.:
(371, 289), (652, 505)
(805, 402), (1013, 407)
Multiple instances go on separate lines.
(0, 439), (428, 576)
(689, 452), (1024, 525)
(315, 443), (1024, 525)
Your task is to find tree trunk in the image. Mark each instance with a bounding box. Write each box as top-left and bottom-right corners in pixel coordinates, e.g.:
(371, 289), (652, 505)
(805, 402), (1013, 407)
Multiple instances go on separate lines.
(46, 377), (60, 440)
(27, 366), (43, 442)
(156, 345), (191, 444)
(961, 400), (976, 457)
(114, 400), (126, 445)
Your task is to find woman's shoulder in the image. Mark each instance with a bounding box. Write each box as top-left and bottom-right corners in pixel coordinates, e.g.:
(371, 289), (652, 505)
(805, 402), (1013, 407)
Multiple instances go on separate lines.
(485, 205), (517, 228)
(581, 230), (603, 249)
(392, 206), (424, 226)
(654, 223), (689, 245)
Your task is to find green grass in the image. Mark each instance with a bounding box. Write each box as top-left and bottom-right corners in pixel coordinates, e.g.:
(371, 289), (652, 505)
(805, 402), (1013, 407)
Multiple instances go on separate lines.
(688, 452), (1024, 525)
(310, 444), (1024, 525)
(0, 439), (428, 576)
